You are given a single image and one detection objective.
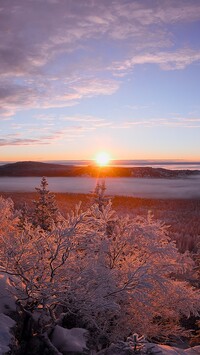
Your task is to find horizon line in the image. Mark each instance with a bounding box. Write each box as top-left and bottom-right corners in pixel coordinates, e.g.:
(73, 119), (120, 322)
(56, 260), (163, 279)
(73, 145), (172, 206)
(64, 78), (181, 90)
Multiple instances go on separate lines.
(1, 159), (200, 165)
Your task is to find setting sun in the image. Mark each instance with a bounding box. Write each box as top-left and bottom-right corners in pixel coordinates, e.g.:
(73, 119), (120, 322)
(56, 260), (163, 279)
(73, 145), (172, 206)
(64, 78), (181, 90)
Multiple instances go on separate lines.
(95, 152), (110, 166)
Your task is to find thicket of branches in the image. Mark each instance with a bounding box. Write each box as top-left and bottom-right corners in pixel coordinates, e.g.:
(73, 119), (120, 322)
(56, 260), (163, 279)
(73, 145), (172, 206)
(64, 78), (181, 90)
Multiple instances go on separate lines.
(0, 178), (200, 352)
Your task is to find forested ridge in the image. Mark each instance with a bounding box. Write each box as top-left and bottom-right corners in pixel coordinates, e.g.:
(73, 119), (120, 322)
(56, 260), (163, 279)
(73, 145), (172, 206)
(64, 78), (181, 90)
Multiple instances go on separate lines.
(0, 161), (199, 177)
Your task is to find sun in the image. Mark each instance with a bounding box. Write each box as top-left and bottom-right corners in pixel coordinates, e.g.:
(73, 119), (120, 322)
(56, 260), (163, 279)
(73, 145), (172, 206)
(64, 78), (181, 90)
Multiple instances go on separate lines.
(95, 152), (110, 167)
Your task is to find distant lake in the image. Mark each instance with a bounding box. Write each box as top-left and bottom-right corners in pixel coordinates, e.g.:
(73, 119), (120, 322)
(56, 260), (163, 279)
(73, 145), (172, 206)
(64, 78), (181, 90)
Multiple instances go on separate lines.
(0, 176), (200, 199)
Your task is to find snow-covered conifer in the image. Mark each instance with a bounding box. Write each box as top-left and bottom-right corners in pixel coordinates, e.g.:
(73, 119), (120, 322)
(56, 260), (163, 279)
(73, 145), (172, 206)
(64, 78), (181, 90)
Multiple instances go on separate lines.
(0, 195), (18, 236)
(92, 180), (110, 212)
(32, 176), (60, 231)
(17, 202), (30, 231)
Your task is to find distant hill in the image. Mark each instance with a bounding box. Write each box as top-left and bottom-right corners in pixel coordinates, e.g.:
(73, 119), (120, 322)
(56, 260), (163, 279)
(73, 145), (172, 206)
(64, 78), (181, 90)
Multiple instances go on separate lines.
(0, 161), (76, 177)
(0, 161), (200, 178)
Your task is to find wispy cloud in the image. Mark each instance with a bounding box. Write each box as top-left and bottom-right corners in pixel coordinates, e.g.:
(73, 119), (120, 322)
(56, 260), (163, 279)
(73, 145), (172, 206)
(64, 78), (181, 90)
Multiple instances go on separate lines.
(112, 48), (200, 75)
(111, 116), (200, 129)
(0, 137), (47, 147)
(0, 77), (119, 117)
(0, 115), (109, 146)
(63, 115), (99, 122)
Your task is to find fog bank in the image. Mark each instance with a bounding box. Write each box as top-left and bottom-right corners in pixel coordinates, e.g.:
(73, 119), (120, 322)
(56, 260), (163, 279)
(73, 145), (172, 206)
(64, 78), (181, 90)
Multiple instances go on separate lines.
(0, 176), (200, 199)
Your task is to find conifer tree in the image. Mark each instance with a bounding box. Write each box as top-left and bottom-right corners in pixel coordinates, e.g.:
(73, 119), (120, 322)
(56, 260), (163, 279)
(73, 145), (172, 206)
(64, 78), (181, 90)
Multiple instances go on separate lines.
(92, 180), (116, 237)
(92, 180), (110, 212)
(32, 176), (59, 231)
(18, 202), (29, 231)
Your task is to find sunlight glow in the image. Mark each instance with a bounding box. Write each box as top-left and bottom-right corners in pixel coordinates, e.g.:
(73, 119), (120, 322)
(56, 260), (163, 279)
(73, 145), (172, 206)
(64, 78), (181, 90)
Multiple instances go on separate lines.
(96, 152), (110, 166)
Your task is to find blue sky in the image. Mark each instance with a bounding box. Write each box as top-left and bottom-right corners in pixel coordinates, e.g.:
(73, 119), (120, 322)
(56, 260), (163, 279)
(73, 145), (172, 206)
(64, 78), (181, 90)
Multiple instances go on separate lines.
(1, 0), (200, 161)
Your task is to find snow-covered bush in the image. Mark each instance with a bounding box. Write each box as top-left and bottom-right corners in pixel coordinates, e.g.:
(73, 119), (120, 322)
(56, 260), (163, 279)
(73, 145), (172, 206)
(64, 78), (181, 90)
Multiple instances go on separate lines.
(0, 202), (86, 315)
(0, 191), (200, 350)
(67, 205), (200, 341)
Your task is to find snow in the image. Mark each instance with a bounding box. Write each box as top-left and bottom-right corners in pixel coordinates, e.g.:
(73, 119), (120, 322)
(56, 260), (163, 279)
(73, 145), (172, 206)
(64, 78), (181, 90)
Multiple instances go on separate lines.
(0, 274), (16, 313)
(149, 344), (200, 354)
(142, 343), (200, 355)
(184, 346), (200, 354)
(0, 313), (15, 355)
(51, 326), (88, 353)
(150, 344), (186, 354)
(97, 343), (200, 355)
(0, 274), (16, 354)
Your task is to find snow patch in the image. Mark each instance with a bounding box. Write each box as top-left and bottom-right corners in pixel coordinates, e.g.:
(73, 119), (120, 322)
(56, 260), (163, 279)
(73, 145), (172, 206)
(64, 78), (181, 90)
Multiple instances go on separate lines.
(151, 344), (185, 354)
(51, 326), (88, 353)
(152, 344), (200, 354)
(0, 313), (15, 355)
(0, 274), (16, 313)
(144, 343), (200, 355)
(184, 346), (200, 354)
(97, 343), (200, 355)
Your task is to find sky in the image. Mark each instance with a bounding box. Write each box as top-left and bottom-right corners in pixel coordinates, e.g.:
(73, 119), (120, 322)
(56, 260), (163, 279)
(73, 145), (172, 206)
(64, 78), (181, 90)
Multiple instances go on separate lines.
(0, 0), (200, 162)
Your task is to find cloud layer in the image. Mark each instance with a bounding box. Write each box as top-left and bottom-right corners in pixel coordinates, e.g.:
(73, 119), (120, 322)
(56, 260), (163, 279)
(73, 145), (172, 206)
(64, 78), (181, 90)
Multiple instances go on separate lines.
(0, 0), (200, 153)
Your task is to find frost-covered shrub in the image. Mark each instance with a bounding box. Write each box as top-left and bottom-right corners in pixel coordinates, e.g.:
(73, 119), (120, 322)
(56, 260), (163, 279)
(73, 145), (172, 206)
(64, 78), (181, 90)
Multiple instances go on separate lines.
(0, 194), (200, 347)
(67, 205), (200, 341)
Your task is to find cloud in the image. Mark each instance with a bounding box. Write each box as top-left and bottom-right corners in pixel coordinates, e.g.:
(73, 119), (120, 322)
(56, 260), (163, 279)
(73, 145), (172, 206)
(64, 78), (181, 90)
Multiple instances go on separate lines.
(10, 114), (197, 139)
(0, 115), (107, 147)
(0, 133), (72, 147)
(111, 116), (200, 129)
(1, 0), (199, 77)
(70, 78), (119, 97)
(0, 77), (119, 116)
(0, 0), (200, 140)
(0, 110), (14, 119)
(61, 114), (105, 123)
(0, 137), (45, 147)
(112, 48), (200, 75)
